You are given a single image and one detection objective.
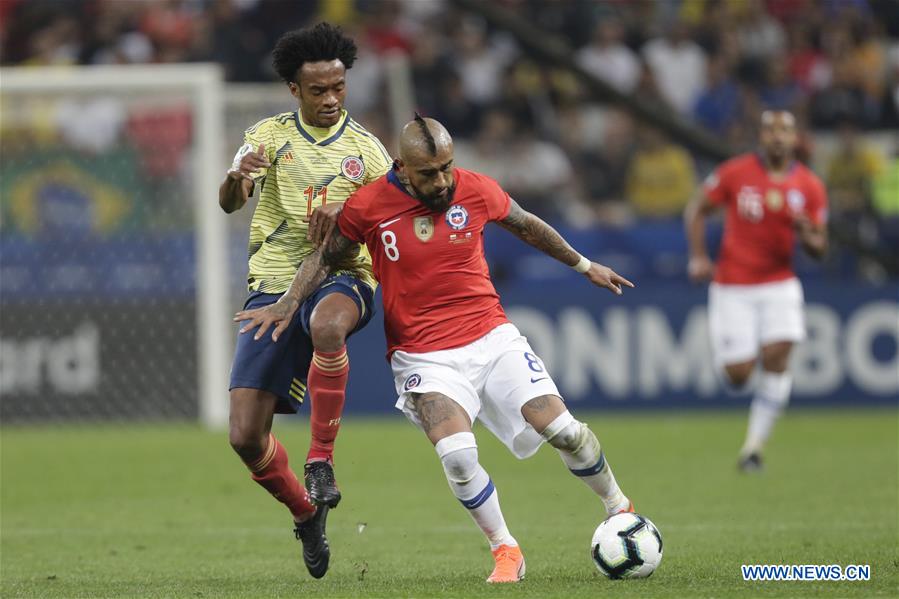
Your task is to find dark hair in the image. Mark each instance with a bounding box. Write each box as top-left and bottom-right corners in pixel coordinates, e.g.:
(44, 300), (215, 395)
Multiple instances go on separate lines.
(414, 112), (437, 156)
(272, 22), (357, 84)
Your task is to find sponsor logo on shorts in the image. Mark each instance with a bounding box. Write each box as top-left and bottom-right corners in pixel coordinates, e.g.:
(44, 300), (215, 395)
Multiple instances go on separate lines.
(445, 205), (469, 230)
(404, 373), (421, 390)
(341, 155), (365, 180)
(530, 377), (548, 383)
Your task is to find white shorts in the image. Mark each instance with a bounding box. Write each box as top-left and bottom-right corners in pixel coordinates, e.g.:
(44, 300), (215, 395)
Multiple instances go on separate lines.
(708, 278), (806, 367)
(391, 323), (560, 459)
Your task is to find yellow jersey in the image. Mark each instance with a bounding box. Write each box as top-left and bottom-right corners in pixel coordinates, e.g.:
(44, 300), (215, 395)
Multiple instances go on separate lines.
(236, 109), (391, 293)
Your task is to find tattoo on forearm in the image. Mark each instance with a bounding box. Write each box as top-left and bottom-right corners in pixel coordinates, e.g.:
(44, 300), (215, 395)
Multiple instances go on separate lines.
(280, 230), (359, 311)
(321, 231), (358, 266)
(282, 250), (329, 308)
(499, 200), (579, 266)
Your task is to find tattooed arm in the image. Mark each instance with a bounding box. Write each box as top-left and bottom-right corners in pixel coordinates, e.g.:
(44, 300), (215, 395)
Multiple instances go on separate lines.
(497, 199), (635, 295)
(497, 199), (582, 266)
(232, 228), (359, 342)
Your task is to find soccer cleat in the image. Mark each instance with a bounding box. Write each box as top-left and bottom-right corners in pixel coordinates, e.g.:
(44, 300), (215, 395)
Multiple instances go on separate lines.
(618, 500), (636, 514)
(738, 452), (764, 473)
(304, 461), (342, 508)
(294, 506), (330, 579)
(608, 498), (635, 516)
(487, 544), (526, 583)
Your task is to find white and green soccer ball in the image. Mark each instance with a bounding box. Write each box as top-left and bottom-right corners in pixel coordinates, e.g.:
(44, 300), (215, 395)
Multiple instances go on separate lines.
(591, 512), (663, 579)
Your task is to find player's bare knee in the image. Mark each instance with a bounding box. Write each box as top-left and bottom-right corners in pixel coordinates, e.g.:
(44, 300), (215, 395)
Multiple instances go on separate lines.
(310, 319), (349, 352)
(435, 432), (479, 484)
(228, 425), (266, 460)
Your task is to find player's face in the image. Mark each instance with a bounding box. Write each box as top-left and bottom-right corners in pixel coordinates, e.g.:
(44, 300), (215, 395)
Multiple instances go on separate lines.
(759, 111), (797, 165)
(290, 59), (347, 128)
(402, 146), (456, 213)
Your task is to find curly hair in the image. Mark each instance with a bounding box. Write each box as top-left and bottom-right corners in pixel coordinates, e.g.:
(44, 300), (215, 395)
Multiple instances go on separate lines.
(271, 22), (358, 84)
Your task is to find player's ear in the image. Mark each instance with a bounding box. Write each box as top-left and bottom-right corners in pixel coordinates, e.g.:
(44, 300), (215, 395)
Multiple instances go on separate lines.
(288, 81), (300, 100)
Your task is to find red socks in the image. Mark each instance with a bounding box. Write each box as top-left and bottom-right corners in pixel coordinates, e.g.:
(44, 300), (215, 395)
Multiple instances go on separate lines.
(247, 434), (315, 521)
(306, 346), (349, 463)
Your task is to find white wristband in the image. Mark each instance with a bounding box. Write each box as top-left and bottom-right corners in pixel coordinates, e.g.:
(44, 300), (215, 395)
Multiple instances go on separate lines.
(572, 254), (591, 274)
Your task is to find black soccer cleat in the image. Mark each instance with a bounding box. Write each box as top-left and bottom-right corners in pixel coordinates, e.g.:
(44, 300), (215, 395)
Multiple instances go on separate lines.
(738, 452), (764, 473)
(294, 506), (330, 579)
(304, 461), (342, 508)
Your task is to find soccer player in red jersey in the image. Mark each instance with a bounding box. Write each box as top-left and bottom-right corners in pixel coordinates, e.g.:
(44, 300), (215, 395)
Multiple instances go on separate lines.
(684, 110), (828, 472)
(236, 115), (637, 583)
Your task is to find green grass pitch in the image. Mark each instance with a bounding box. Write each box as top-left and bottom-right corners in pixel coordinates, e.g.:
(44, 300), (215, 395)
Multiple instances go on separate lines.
(2, 408), (897, 598)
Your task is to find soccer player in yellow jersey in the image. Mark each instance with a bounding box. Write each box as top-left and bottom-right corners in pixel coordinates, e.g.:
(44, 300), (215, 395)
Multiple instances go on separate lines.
(219, 23), (391, 578)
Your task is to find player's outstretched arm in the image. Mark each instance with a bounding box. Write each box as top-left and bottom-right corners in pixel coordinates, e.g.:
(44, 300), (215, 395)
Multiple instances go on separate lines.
(498, 199), (634, 295)
(683, 189), (717, 282)
(233, 249), (330, 342)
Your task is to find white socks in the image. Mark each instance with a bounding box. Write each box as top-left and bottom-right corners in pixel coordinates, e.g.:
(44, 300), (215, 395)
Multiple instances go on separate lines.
(741, 371), (792, 456)
(435, 432), (517, 549)
(541, 411), (629, 515)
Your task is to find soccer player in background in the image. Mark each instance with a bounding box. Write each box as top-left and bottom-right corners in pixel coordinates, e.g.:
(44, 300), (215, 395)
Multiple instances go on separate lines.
(219, 22), (391, 577)
(237, 116), (636, 583)
(683, 110), (828, 472)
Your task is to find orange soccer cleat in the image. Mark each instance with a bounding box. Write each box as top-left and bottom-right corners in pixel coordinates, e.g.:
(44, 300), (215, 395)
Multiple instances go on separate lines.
(487, 544), (526, 583)
(609, 498), (635, 516)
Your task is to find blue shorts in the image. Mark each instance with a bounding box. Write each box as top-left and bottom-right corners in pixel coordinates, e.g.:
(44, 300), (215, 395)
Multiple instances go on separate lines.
(229, 274), (375, 414)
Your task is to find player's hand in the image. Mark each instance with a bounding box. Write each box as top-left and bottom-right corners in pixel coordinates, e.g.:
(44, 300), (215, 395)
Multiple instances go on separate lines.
(233, 298), (297, 342)
(687, 255), (715, 283)
(228, 143), (270, 182)
(584, 263), (635, 295)
(305, 203), (343, 246)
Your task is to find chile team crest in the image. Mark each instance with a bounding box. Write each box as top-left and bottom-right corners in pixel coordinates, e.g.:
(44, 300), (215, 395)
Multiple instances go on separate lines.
(445, 205), (469, 230)
(404, 374), (421, 391)
(787, 189), (806, 212)
(341, 155), (365, 180)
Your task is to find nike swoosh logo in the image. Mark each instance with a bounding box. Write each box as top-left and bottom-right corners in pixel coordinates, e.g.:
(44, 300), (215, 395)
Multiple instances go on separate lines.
(379, 217), (401, 228)
(530, 377), (548, 383)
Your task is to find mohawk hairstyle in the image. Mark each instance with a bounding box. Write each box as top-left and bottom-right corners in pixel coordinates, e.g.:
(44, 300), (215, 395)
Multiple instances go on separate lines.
(414, 112), (437, 156)
(272, 22), (357, 84)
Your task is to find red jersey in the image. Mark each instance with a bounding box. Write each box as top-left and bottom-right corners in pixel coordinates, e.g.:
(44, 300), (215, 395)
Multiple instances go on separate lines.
(703, 153), (828, 285)
(338, 167), (511, 356)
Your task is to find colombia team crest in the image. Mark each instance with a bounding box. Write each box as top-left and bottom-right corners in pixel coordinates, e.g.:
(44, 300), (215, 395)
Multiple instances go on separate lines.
(340, 155), (365, 181)
(414, 216), (434, 241)
(445, 205), (469, 230)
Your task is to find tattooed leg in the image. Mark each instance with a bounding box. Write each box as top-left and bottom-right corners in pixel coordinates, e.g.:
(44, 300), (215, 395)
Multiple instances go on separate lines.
(410, 392), (471, 445)
(411, 392), (520, 556)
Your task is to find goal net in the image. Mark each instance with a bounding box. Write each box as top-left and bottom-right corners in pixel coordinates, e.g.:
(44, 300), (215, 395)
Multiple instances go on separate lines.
(0, 65), (229, 428)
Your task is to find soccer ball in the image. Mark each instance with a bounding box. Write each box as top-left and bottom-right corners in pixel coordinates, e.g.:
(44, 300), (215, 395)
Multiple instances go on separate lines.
(590, 512), (663, 579)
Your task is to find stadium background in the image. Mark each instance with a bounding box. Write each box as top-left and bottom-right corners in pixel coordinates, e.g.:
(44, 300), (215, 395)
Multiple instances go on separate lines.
(1, 0), (896, 422)
(1, 2), (898, 598)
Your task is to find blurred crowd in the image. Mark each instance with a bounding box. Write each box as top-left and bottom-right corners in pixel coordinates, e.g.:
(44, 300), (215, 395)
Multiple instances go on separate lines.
(2, 0), (898, 239)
